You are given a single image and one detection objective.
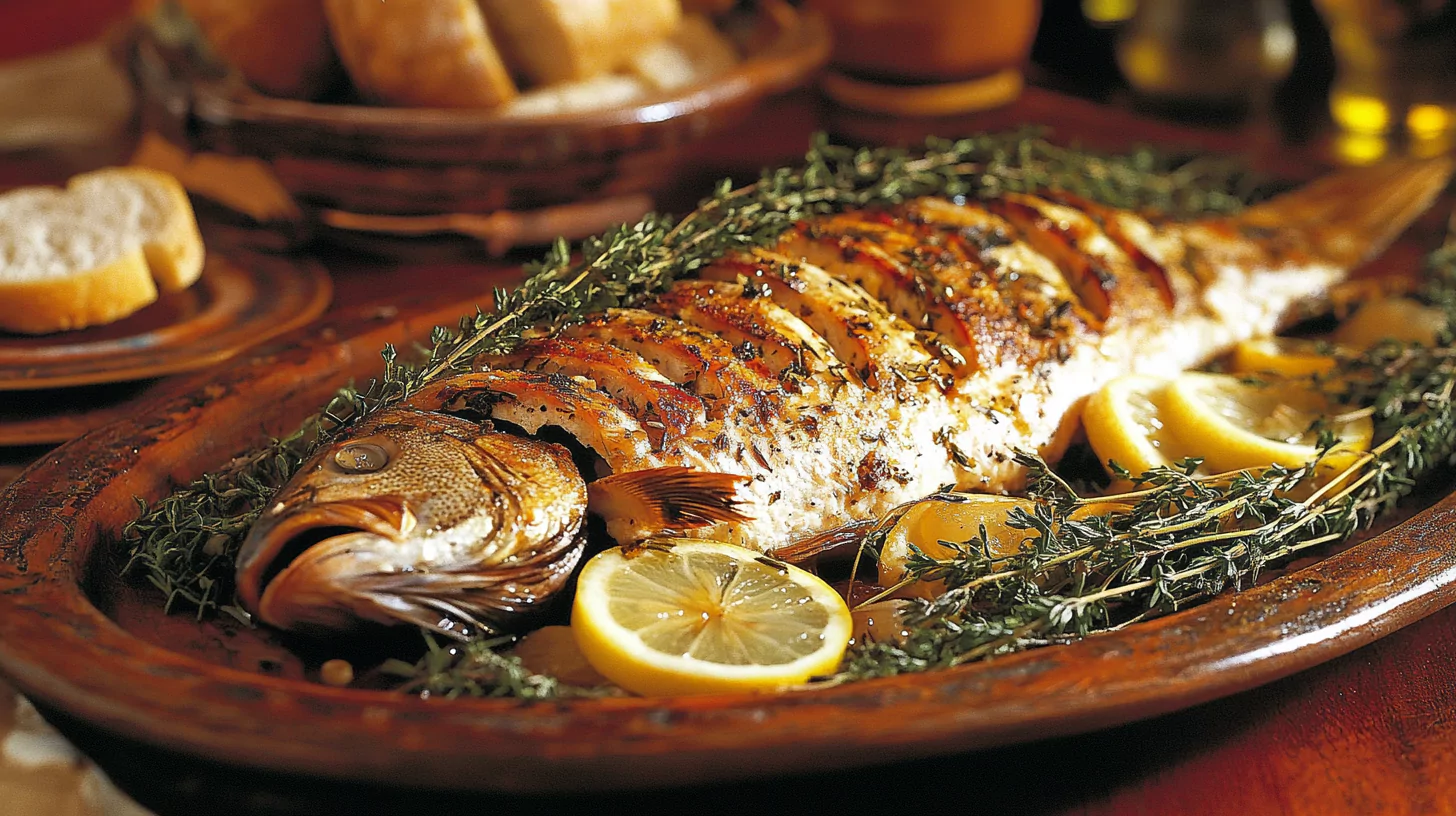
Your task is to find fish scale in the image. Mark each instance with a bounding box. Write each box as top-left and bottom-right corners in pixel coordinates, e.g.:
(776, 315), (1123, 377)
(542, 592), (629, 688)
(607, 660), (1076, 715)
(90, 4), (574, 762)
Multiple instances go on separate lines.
(236, 158), (1454, 635)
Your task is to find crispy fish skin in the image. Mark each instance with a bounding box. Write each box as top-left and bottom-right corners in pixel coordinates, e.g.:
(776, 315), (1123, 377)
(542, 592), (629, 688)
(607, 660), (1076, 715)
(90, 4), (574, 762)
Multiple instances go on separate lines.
(238, 158), (1452, 634)
(468, 158), (1452, 551)
(236, 409), (586, 634)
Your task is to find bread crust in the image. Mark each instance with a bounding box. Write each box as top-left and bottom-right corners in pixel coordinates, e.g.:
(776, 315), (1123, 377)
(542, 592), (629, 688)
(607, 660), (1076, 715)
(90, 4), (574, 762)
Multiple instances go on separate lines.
(178, 0), (339, 100)
(482, 0), (682, 86)
(323, 0), (517, 109)
(0, 249), (158, 335)
(0, 167), (206, 335)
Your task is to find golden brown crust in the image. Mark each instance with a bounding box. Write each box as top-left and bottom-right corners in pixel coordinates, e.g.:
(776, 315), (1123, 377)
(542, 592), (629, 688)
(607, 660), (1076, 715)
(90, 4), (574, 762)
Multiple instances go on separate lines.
(0, 249), (157, 335)
(653, 280), (839, 379)
(0, 168), (204, 335)
(178, 0), (339, 99)
(480, 0), (682, 85)
(481, 337), (706, 450)
(893, 199), (1088, 368)
(323, 0), (517, 109)
(702, 253), (944, 392)
(566, 308), (782, 424)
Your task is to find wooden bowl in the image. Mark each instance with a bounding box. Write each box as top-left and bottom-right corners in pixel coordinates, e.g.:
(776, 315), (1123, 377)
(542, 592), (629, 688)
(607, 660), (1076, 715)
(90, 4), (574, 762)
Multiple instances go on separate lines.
(805, 0), (1041, 84)
(120, 2), (829, 229)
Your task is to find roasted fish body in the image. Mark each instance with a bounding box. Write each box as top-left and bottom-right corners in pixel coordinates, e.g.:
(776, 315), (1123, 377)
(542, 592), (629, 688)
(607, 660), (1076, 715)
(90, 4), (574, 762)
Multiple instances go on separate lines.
(238, 158), (1452, 634)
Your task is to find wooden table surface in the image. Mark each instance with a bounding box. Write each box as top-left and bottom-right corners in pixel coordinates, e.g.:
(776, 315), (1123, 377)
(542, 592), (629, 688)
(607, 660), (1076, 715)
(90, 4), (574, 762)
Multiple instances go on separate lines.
(3, 66), (1456, 815)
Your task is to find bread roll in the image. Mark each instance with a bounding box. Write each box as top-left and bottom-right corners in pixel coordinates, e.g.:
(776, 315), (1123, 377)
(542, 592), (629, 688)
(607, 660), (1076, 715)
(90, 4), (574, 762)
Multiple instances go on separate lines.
(481, 0), (683, 86)
(323, 0), (517, 109)
(627, 14), (739, 92)
(0, 168), (205, 335)
(681, 0), (737, 14)
(178, 0), (338, 100)
(506, 75), (649, 117)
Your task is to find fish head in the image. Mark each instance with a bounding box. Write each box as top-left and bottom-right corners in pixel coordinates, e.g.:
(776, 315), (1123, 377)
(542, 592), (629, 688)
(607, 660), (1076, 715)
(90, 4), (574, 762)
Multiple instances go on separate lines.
(236, 408), (587, 636)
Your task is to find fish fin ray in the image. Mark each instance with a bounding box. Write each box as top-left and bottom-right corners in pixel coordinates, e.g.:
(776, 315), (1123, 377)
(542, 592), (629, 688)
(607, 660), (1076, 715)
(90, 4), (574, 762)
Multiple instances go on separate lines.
(588, 466), (753, 540)
(1235, 156), (1454, 267)
(773, 518), (880, 564)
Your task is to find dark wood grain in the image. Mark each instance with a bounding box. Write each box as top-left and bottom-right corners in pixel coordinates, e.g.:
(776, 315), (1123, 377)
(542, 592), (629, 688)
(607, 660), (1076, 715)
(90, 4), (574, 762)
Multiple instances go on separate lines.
(2, 82), (1456, 814)
(0, 250), (331, 391)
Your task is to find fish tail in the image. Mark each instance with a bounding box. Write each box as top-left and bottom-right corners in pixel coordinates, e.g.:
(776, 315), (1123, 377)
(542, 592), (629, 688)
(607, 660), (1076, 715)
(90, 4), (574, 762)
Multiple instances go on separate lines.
(1235, 156), (1454, 267)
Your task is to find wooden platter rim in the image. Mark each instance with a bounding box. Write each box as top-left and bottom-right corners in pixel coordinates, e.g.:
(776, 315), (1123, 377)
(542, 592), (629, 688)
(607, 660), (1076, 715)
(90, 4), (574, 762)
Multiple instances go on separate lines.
(0, 251), (332, 391)
(0, 296), (1453, 792)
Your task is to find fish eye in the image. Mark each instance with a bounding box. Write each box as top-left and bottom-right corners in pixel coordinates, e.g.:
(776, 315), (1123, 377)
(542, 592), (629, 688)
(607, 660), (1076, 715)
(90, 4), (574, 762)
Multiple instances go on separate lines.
(334, 443), (390, 473)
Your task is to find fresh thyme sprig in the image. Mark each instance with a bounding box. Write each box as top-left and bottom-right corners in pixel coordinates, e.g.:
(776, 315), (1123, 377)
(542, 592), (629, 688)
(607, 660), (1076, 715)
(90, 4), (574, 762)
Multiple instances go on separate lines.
(323, 131), (1269, 433)
(833, 239), (1456, 682)
(122, 130), (1268, 625)
(121, 421), (321, 623)
(378, 634), (610, 700)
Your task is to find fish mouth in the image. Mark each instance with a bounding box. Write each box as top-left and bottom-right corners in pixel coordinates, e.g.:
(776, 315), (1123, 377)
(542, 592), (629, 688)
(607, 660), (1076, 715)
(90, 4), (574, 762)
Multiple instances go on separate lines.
(235, 496), (415, 613)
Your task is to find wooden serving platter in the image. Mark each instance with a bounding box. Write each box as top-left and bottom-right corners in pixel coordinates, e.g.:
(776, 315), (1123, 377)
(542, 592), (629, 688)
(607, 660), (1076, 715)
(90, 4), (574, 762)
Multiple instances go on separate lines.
(0, 380), (165, 446)
(0, 250), (331, 391)
(1, 254), (1456, 797)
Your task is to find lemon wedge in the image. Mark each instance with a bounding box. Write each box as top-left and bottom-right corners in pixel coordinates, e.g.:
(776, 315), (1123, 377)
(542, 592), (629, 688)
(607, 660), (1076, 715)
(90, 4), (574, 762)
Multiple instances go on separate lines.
(878, 496), (1034, 600)
(1333, 297), (1448, 350)
(571, 541), (852, 696)
(1229, 337), (1337, 378)
(1082, 374), (1188, 478)
(1162, 372), (1372, 477)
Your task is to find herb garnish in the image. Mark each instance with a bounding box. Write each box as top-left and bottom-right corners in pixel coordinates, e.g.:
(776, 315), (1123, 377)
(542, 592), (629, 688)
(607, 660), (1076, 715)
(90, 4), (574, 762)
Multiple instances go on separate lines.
(378, 634), (610, 700)
(123, 130), (1269, 625)
(833, 238), (1456, 682)
(126, 131), (1449, 698)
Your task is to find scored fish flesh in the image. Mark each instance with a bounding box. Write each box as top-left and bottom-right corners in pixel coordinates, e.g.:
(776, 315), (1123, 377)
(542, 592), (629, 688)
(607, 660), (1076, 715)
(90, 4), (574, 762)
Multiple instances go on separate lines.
(236, 157), (1453, 635)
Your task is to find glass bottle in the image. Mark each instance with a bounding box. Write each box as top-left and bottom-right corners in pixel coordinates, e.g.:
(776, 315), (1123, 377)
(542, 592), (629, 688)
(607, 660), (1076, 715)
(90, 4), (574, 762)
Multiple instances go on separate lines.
(1314, 0), (1456, 163)
(1116, 0), (1297, 117)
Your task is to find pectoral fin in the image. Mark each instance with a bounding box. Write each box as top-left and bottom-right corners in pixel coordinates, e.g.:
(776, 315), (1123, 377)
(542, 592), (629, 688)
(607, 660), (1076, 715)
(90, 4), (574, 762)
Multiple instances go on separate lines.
(588, 466), (752, 543)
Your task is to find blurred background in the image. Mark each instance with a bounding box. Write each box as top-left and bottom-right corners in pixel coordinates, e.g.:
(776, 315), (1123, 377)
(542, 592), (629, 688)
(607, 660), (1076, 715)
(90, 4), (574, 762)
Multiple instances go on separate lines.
(1, 0), (1453, 166)
(1036, 0), (1456, 165)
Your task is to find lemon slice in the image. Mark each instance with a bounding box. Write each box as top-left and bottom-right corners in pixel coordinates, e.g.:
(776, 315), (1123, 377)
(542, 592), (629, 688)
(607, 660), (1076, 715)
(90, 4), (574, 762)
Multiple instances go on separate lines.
(1082, 374), (1188, 478)
(1334, 297), (1448, 350)
(572, 541), (852, 696)
(879, 495), (1136, 599)
(1163, 372), (1372, 477)
(878, 496), (1034, 600)
(1229, 337), (1337, 378)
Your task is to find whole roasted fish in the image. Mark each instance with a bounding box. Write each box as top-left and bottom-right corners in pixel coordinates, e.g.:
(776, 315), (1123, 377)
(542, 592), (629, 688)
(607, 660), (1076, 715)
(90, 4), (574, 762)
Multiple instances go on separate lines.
(237, 158), (1452, 636)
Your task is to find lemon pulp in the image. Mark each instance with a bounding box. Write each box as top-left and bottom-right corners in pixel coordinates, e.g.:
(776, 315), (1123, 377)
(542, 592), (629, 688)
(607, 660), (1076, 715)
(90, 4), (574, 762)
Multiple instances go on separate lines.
(1163, 372), (1372, 477)
(572, 541), (852, 696)
(1082, 374), (1187, 478)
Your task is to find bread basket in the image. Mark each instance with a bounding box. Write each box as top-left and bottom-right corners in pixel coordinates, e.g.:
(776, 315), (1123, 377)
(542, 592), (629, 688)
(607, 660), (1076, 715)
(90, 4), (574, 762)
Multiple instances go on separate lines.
(120, 2), (830, 250)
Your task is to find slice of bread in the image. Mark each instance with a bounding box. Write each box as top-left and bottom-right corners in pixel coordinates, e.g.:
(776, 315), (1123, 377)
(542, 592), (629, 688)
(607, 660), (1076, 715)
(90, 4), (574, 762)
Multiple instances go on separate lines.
(0, 167), (205, 335)
(505, 75), (649, 118)
(481, 0), (682, 86)
(323, 0), (517, 109)
(626, 15), (740, 93)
